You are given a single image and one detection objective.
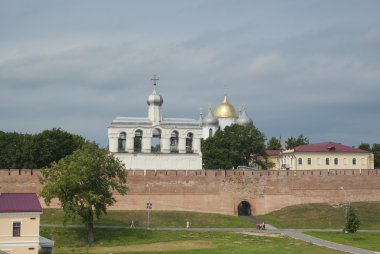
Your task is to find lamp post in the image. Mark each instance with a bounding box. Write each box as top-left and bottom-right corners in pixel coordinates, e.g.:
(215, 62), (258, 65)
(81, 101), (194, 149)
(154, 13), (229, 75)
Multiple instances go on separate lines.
(146, 184), (152, 229)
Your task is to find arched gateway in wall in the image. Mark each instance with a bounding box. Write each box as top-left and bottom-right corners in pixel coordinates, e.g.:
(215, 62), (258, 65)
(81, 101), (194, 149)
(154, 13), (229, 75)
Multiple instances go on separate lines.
(237, 201), (251, 216)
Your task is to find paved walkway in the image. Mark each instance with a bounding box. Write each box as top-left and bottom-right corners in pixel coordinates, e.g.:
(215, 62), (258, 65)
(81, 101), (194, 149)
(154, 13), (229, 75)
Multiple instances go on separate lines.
(41, 224), (380, 254)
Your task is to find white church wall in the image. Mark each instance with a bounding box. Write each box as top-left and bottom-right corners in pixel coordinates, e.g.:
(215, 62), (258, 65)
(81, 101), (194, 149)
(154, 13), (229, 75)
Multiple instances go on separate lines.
(202, 126), (218, 139)
(218, 118), (237, 130)
(115, 153), (203, 170)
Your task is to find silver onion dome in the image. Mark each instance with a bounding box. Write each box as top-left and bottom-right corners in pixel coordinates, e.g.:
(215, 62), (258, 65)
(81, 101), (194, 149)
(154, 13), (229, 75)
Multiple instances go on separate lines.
(202, 106), (219, 126)
(147, 86), (163, 106)
(237, 108), (253, 126)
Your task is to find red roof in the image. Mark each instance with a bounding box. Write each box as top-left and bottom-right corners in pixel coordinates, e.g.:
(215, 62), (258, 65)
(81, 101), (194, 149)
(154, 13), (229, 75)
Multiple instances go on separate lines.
(0, 193), (42, 213)
(294, 142), (369, 153)
(267, 150), (281, 156)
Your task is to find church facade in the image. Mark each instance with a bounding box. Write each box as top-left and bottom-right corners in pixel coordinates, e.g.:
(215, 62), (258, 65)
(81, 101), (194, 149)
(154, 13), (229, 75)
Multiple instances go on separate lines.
(108, 77), (253, 170)
(108, 78), (203, 170)
(201, 94), (253, 139)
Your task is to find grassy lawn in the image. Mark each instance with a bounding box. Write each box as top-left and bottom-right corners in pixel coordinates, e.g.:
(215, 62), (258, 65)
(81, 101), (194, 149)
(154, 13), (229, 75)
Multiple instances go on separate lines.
(305, 232), (380, 252)
(41, 227), (346, 254)
(256, 202), (380, 229)
(41, 209), (255, 228)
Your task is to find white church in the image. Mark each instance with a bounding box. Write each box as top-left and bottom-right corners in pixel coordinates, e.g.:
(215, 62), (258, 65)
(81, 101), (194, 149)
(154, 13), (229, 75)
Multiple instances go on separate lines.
(108, 76), (253, 170)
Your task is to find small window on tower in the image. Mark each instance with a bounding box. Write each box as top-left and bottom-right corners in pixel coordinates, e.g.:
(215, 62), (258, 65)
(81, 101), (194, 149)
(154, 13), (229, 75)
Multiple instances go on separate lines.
(209, 128), (213, 138)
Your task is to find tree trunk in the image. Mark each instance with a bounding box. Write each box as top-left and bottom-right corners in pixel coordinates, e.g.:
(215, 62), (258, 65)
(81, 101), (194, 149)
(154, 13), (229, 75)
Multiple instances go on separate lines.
(87, 208), (95, 245)
(87, 220), (94, 245)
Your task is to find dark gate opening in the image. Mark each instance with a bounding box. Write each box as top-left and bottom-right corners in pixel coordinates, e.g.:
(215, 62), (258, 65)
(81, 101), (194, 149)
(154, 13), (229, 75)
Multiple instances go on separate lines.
(237, 201), (251, 216)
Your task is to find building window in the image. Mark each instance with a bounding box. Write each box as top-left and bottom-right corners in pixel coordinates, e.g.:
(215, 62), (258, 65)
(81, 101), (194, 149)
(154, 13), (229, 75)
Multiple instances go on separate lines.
(13, 222), (21, 237)
(118, 132), (126, 152)
(308, 158), (311, 165)
(186, 133), (193, 153)
(209, 128), (213, 138)
(326, 158), (330, 165)
(353, 158), (356, 165)
(334, 158), (338, 165)
(298, 158), (302, 165)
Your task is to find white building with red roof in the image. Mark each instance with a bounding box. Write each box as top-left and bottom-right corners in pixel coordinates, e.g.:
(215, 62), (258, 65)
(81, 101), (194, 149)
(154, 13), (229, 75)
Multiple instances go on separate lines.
(279, 142), (374, 170)
(0, 193), (53, 254)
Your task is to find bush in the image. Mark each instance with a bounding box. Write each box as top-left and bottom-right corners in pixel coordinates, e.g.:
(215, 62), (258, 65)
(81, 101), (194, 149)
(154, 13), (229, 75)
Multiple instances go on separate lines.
(344, 206), (360, 233)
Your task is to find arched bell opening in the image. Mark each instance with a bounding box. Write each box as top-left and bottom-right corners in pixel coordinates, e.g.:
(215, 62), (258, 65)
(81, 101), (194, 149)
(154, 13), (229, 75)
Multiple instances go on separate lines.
(237, 201), (251, 216)
(151, 128), (161, 153)
(134, 130), (143, 153)
(186, 132), (193, 153)
(170, 131), (179, 153)
(118, 132), (126, 152)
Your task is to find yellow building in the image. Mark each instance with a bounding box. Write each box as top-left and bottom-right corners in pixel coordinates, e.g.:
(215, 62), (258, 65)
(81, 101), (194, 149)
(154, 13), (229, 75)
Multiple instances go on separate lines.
(278, 142), (374, 170)
(267, 150), (281, 169)
(0, 193), (54, 254)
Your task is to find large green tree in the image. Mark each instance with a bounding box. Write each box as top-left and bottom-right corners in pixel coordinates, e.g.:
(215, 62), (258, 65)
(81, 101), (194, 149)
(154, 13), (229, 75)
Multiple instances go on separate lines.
(285, 134), (309, 149)
(357, 143), (380, 168)
(267, 136), (283, 150)
(0, 128), (85, 169)
(40, 143), (128, 245)
(33, 128), (85, 168)
(202, 124), (268, 169)
(372, 144), (380, 169)
(358, 143), (371, 151)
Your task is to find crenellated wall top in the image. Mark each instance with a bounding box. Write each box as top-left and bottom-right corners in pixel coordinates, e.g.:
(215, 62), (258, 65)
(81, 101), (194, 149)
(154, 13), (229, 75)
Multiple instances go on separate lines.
(0, 168), (378, 178)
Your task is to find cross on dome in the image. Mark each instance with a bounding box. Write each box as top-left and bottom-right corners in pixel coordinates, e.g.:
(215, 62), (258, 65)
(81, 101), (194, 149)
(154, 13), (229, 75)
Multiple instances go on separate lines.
(151, 74), (159, 87)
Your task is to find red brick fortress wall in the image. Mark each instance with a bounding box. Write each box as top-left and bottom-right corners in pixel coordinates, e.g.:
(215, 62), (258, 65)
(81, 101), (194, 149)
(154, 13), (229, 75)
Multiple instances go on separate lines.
(0, 169), (379, 215)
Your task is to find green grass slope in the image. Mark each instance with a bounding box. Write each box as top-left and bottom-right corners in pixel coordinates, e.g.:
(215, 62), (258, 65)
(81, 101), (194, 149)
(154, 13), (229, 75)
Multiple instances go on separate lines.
(305, 232), (380, 252)
(41, 209), (255, 228)
(257, 202), (380, 229)
(41, 227), (345, 254)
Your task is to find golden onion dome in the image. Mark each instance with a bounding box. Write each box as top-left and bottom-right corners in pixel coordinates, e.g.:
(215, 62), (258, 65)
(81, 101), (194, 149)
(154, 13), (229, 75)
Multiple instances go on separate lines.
(214, 94), (238, 118)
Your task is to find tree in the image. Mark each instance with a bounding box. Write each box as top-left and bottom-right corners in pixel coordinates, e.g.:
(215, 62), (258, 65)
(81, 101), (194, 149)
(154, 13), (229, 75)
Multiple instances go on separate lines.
(0, 128), (85, 169)
(358, 143), (371, 151)
(202, 124), (268, 169)
(267, 136), (283, 150)
(33, 128), (85, 168)
(40, 143), (128, 245)
(344, 206), (360, 233)
(285, 134), (309, 149)
(371, 144), (380, 169)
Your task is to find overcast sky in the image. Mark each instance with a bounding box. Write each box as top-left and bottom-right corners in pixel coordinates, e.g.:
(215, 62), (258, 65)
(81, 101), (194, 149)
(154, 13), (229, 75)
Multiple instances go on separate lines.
(1, 0), (379, 147)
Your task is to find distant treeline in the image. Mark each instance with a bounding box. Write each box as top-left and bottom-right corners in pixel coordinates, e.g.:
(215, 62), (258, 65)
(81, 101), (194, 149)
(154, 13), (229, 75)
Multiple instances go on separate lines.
(0, 128), (85, 169)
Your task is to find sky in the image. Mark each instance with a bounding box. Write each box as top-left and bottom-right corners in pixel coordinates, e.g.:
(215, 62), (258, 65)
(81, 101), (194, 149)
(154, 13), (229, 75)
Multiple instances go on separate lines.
(1, 0), (379, 148)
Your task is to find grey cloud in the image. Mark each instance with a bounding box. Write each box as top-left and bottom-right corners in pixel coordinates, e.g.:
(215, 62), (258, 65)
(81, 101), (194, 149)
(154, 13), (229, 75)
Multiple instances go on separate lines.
(1, 0), (379, 147)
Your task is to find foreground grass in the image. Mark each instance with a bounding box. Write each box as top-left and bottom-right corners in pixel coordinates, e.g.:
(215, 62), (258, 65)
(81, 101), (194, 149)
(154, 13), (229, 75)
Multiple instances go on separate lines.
(41, 227), (345, 254)
(256, 202), (380, 229)
(305, 232), (380, 252)
(41, 209), (255, 228)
